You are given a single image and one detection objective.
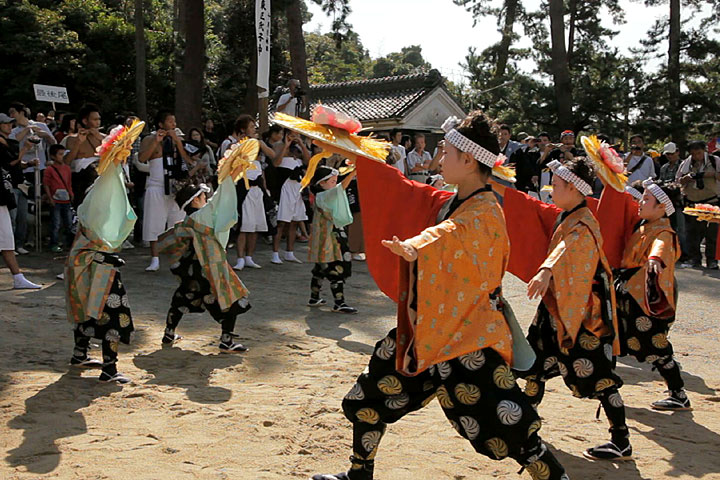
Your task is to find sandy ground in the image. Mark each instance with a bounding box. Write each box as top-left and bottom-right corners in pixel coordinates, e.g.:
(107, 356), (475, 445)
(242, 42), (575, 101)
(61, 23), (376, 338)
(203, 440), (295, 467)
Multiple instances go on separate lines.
(1, 242), (719, 480)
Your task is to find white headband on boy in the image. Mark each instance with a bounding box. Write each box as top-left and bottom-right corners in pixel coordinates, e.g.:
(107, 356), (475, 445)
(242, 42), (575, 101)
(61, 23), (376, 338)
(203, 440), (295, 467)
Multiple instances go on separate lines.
(547, 160), (593, 196)
(442, 116), (506, 168)
(180, 184), (211, 211)
(643, 179), (675, 216)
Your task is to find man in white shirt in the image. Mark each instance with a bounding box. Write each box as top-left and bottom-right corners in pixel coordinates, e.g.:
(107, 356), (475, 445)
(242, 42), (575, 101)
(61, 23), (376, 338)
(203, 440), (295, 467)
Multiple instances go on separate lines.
(624, 134), (656, 184)
(8, 102), (56, 177)
(406, 133), (435, 183)
(389, 128), (407, 175)
(276, 79), (301, 116)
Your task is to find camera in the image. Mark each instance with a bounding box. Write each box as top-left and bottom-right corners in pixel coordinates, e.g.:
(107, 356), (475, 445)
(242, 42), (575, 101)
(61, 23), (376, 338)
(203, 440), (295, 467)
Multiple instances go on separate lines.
(692, 171), (705, 190)
(293, 87), (306, 98)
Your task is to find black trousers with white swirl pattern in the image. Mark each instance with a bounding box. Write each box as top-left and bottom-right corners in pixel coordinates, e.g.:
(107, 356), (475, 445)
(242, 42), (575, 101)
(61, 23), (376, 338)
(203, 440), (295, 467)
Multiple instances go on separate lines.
(73, 273), (133, 376)
(522, 303), (629, 442)
(616, 288), (684, 391)
(166, 253), (251, 335)
(341, 328), (557, 478)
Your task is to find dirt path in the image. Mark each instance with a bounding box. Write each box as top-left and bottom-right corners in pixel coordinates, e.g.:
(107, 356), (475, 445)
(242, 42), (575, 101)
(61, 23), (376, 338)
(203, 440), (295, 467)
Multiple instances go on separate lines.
(1, 244), (719, 479)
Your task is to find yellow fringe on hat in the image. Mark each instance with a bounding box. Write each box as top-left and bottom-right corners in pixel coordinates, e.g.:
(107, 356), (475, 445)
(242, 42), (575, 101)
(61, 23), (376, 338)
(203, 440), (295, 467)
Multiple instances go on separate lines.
(217, 138), (260, 188)
(273, 112), (390, 189)
(492, 164), (517, 183)
(581, 135), (627, 192)
(96, 120), (145, 176)
(300, 150), (334, 190)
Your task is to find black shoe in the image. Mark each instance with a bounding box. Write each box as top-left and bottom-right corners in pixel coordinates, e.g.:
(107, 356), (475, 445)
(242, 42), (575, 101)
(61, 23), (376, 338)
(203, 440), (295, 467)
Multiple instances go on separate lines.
(332, 304), (358, 314)
(99, 371), (132, 384)
(706, 261), (719, 270)
(70, 356), (103, 368)
(311, 474), (351, 480)
(162, 331), (182, 345)
(583, 441), (632, 460)
(219, 340), (248, 353)
(652, 390), (692, 411)
(308, 298), (327, 307)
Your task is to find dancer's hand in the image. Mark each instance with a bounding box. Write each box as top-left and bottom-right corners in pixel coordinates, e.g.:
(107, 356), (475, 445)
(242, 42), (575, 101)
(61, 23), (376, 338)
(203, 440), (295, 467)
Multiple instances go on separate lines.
(647, 258), (664, 275)
(382, 236), (417, 262)
(528, 268), (552, 299)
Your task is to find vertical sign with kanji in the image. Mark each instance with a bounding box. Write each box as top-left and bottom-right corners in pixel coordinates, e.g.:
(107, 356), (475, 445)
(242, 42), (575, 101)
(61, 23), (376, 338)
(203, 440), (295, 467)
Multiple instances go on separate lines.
(256, 0), (271, 98)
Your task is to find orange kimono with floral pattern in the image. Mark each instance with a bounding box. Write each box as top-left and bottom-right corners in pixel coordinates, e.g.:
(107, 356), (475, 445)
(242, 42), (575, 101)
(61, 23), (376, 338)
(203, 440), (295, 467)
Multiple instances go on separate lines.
(620, 218), (680, 319)
(396, 191), (515, 376)
(502, 190), (619, 353)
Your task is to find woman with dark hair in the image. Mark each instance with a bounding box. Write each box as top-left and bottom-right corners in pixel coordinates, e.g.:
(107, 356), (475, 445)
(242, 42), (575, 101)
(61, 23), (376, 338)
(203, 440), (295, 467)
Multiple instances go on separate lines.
(493, 157), (631, 461)
(219, 115), (278, 270)
(187, 127), (215, 183)
(271, 130), (310, 265)
(55, 114), (76, 144)
(313, 111), (568, 480)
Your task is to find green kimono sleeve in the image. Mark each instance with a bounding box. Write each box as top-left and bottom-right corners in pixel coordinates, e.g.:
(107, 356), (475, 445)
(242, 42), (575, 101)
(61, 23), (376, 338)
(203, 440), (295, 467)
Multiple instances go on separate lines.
(77, 164), (136, 250)
(191, 177), (238, 248)
(315, 185), (353, 228)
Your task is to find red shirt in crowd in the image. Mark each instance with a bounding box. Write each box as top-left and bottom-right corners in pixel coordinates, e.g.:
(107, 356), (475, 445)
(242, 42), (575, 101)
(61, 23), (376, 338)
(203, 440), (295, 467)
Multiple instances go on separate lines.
(43, 162), (74, 204)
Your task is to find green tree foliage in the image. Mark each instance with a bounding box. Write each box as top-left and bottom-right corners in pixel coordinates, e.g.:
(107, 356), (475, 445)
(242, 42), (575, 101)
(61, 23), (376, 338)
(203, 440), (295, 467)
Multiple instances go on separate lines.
(371, 46), (432, 78)
(305, 31), (372, 83)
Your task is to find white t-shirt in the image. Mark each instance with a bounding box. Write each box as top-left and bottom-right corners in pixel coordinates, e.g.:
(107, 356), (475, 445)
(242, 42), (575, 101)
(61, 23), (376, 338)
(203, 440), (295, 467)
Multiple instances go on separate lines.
(218, 135), (238, 159)
(391, 145), (407, 175)
(406, 149), (432, 172)
(10, 121), (54, 172)
(277, 93), (298, 116)
(625, 154), (656, 184)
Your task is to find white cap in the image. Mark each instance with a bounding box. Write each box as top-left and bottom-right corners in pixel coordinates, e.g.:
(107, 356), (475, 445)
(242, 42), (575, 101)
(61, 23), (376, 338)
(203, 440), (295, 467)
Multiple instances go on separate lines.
(663, 142), (678, 154)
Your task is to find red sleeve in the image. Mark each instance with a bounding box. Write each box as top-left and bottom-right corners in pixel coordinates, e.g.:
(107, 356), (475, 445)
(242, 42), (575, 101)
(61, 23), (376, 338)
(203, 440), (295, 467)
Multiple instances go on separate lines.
(357, 156), (453, 302)
(503, 188), (561, 283)
(596, 187), (639, 269)
(43, 167), (59, 194)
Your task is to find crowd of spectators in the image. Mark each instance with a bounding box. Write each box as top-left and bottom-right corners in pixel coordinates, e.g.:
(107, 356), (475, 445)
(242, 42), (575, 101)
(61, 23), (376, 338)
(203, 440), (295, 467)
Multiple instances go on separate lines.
(2, 97), (719, 291)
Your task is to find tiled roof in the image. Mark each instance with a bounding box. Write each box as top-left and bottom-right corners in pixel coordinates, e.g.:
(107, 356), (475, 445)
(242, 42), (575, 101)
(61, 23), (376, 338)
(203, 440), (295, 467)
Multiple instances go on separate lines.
(308, 69), (444, 122)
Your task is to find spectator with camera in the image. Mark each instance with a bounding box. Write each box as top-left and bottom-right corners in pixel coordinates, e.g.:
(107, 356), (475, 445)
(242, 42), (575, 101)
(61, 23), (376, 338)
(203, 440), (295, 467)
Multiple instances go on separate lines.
(8, 102), (56, 181)
(139, 110), (192, 272)
(276, 79), (305, 117)
(676, 140), (720, 269)
(624, 134), (656, 184)
(537, 130), (581, 202)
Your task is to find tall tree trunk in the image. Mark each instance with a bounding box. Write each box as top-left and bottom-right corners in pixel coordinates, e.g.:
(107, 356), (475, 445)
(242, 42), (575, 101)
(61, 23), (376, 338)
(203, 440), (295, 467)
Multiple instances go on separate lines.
(494, 0), (519, 81)
(244, 45), (259, 116)
(548, 0), (574, 129)
(668, 0), (684, 150)
(134, 0), (147, 124)
(174, 0), (206, 131)
(566, 0), (577, 65)
(285, 0), (310, 117)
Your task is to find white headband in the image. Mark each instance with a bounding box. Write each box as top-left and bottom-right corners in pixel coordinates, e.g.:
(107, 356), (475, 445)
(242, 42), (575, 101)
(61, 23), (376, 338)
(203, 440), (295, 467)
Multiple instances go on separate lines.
(181, 183), (211, 211)
(643, 179), (675, 216)
(625, 185), (642, 201)
(548, 160), (593, 196)
(441, 116), (506, 169)
(314, 168), (339, 185)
